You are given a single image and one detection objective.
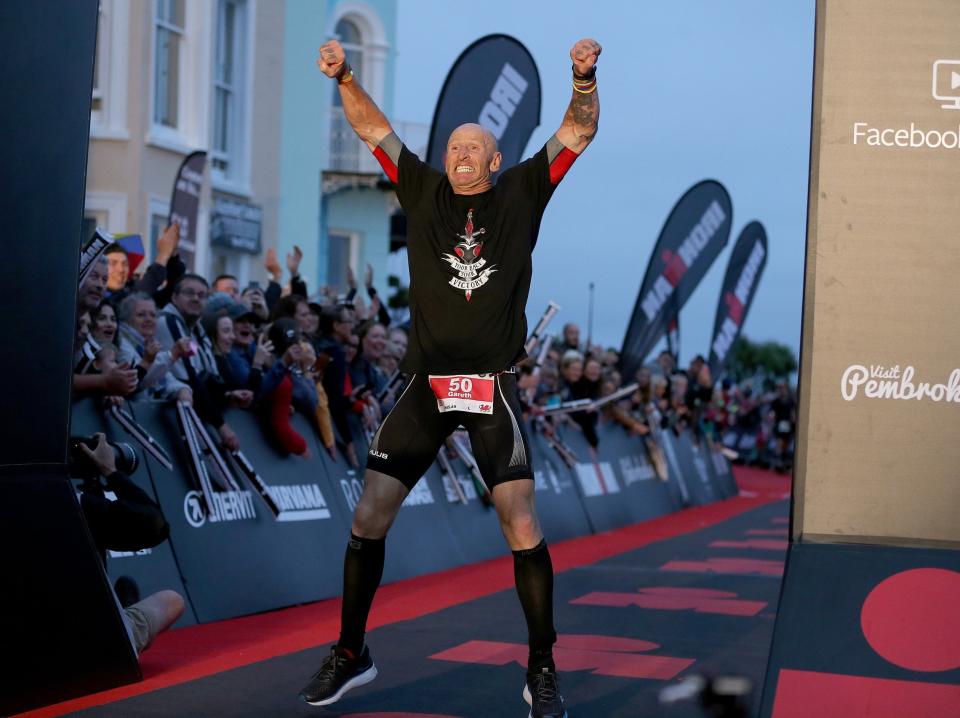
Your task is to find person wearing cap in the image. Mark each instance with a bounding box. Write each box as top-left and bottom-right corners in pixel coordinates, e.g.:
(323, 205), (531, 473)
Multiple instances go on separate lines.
(202, 294), (269, 398)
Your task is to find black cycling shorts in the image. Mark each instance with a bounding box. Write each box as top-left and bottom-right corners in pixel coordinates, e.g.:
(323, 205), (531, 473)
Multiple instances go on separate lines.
(365, 372), (532, 492)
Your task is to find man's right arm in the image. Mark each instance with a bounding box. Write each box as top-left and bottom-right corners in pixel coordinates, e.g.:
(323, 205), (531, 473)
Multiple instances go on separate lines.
(318, 39), (393, 151)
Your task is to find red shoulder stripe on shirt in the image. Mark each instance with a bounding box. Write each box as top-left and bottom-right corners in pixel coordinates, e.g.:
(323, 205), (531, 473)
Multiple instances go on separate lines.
(549, 146), (578, 185)
(373, 146), (399, 183)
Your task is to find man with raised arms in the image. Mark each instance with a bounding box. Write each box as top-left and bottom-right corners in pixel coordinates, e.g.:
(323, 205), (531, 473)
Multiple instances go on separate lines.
(300, 36), (601, 718)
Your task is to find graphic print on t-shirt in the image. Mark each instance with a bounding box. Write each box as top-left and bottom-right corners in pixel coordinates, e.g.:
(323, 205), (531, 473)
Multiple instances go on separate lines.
(441, 209), (498, 301)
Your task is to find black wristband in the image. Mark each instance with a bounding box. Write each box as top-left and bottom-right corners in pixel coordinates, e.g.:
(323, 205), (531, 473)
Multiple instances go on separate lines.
(336, 62), (354, 84)
(572, 65), (597, 82)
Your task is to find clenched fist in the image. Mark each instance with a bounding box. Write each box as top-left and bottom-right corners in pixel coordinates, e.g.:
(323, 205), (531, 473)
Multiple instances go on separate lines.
(317, 40), (346, 78)
(570, 38), (602, 76)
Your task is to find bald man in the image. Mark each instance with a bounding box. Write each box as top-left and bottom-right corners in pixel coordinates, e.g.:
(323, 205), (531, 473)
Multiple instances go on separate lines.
(301, 37), (601, 718)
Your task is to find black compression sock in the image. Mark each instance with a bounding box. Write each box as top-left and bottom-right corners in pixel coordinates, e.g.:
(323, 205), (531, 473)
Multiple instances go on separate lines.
(338, 533), (386, 655)
(513, 538), (557, 672)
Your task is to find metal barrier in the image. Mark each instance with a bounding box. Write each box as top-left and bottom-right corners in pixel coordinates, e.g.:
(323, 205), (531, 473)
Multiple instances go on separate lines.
(71, 398), (735, 624)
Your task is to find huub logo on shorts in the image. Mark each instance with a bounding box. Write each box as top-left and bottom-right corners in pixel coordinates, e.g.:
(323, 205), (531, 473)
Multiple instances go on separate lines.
(441, 209), (497, 301)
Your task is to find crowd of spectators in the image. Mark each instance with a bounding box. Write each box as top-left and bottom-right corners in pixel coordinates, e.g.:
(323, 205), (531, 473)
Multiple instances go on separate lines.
(519, 325), (797, 473)
(73, 224), (408, 469)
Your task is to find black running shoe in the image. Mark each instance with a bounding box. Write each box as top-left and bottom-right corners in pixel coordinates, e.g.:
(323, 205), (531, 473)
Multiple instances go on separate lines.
(522, 666), (568, 718)
(300, 645), (377, 706)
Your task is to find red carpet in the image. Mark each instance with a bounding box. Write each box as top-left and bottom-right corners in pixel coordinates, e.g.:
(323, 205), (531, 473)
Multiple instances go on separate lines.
(17, 466), (789, 718)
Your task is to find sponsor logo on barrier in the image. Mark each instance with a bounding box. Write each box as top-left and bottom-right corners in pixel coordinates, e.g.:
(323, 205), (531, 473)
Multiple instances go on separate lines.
(402, 480), (436, 507)
(442, 472), (479, 502)
(269, 484), (331, 521)
(840, 364), (960, 403)
(479, 62), (529, 140)
(690, 447), (714, 495)
(618, 455), (656, 486)
(340, 476), (363, 512)
(851, 59), (960, 150)
(575, 461), (620, 497)
(534, 461), (566, 495)
(183, 490), (256, 528)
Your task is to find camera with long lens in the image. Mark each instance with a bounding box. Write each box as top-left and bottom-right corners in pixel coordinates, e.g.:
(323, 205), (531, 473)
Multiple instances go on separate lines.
(68, 435), (139, 480)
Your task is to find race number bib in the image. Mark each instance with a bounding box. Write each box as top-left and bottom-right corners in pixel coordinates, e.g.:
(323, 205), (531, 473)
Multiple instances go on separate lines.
(428, 374), (495, 414)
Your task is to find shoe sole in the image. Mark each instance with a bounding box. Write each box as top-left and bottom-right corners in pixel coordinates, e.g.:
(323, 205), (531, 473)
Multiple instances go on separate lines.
(522, 684), (568, 718)
(302, 663), (378, 706)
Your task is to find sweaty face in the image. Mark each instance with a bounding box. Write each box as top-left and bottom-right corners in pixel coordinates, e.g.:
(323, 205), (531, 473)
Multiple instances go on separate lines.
(444, 124), (501, 194)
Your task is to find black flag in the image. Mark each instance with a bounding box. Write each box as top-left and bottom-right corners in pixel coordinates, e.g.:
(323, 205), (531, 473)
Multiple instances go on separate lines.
(168, 150), (207, 271)
(426, 34), (541, 172)
(620, 180), (733, 379)
(708, 221), (768, 378)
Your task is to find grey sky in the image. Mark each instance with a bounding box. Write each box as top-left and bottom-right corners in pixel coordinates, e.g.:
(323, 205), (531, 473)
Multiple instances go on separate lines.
(393, 1), (816, 362)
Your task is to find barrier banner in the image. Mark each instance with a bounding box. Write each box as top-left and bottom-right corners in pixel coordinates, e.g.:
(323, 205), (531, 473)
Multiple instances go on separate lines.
(70, 399), (196, 626)
(526, 427), (595, 541)
(332, 436), (470, 584)
(708, 221), (768, 378)
(66, 398), (738, 624)
(426, 34), (541, 172)
(595, 422), (681, 520)
(128, 404), (350, 622)
(434, 450), (517, 564)
(659, 429), (716, 507)
(555, 422), (637, 533)
(703, 443), (738, 499)
(620, 180), (733, 378)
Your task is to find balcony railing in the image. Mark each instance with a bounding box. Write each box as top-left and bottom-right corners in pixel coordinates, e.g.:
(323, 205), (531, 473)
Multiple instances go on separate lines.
(328, 107), (429, 173)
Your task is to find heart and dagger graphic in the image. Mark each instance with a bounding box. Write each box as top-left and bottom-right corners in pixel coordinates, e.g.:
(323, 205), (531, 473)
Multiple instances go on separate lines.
(441, 209), (498, 301)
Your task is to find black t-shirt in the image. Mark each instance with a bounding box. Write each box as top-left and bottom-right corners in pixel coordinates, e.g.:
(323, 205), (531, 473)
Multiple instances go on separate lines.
(395, 145), (559, 374)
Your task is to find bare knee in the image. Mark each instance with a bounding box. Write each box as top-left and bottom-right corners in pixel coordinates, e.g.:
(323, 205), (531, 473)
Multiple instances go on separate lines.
(352, 497), (390, 538)
(499, 507), (541, 549)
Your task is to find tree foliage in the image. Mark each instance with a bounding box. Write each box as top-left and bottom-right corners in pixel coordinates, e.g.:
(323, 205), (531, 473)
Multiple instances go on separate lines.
(728, 335), (798, 380)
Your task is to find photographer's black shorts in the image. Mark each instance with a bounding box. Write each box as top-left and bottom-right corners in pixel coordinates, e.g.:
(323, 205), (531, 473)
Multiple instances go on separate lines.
(365, 373), (532, 492)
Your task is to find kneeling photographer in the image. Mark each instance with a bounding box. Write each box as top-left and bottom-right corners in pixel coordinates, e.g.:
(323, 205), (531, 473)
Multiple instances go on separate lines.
(72, 433), (184, 656)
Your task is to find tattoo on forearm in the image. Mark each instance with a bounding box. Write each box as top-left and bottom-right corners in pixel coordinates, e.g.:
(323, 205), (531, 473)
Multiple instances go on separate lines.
(570, 88), (599, 137)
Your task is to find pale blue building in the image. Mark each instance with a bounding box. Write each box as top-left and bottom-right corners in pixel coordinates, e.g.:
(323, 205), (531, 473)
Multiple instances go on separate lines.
(277, 0), (420, 302)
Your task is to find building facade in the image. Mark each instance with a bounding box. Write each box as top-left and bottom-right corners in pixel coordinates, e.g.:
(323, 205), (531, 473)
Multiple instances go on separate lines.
(85, 0), (412, 297)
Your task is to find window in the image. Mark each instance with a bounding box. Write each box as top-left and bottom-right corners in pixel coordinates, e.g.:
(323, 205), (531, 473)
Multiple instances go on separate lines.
(154, 0), (185, 129)
(326, 6), (389, 173)
(212, 0), (247, 182)
(332, 19), (364, 109)
(91, 5), (106, 119)
(89, 0), (130, 139)
(327, 231), (360, 291)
